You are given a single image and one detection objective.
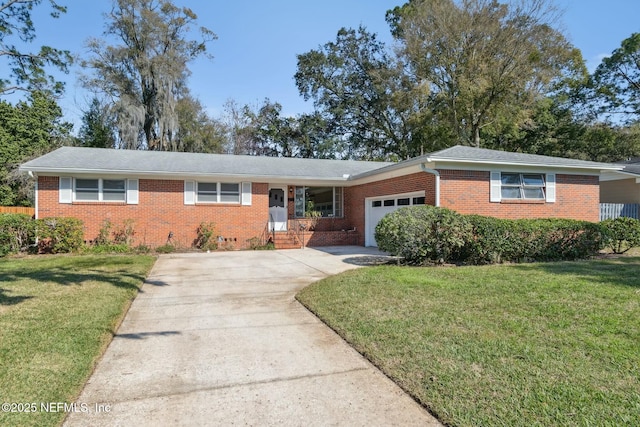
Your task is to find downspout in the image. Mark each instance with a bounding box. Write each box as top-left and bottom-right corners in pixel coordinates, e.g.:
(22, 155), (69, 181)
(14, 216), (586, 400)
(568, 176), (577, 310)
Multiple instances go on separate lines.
(29, 171), (38, 219)
(420, 164), (440, 207)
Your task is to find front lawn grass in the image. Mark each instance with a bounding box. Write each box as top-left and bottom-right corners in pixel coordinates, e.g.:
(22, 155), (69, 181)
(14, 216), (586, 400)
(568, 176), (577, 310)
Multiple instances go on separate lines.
(0, 254), (156, 427)
(297, 257), (640, 426)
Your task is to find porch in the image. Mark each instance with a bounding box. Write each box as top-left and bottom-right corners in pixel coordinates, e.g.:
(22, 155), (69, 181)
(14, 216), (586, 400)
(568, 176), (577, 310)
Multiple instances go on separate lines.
(267, 219), (360, 249)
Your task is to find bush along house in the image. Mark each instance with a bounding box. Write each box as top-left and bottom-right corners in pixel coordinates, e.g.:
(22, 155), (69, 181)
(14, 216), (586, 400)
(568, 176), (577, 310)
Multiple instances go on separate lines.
(19, 145), (621, 249)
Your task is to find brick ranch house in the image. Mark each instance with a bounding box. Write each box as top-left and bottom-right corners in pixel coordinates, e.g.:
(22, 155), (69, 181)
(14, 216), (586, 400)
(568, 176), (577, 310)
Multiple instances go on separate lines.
(20, 145), (620, 249)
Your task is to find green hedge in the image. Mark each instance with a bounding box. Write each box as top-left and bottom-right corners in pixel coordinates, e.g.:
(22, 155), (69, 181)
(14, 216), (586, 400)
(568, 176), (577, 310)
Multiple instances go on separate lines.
(600, 216), (640, 254)
(0, 213), (36, 256)
(374, 206), (472, 264)
(36, 217), (85, 254)
(375, 206), (605, 265)
(464, 216), (603, 264)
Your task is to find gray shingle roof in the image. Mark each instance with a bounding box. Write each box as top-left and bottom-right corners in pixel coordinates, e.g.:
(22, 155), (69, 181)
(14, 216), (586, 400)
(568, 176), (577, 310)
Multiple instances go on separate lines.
(20, 145), (621, 182)
(425, 145), (619, 169)
(20, 147), (393, 180)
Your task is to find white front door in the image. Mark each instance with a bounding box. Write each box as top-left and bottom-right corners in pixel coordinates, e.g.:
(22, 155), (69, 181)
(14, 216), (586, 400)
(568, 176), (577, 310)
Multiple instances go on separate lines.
(269, 188), (287, 231)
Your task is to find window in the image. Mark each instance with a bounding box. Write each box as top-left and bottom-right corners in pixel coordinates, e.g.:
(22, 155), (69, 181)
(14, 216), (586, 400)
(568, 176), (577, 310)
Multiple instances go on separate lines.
(74, 178), (126, 202)
(294, 186), (343, 218)
(103, 180), (126, 201)
(75, 179), (99, 201)
(197, 182), (240, 203)
(397, 198), (410, 206)
(372, 200), (382, 208)
(383, 199), (395, 207)
(412, 196), (425, 205)
(220, 183), (240, 203)
(500, 173), (545, 200)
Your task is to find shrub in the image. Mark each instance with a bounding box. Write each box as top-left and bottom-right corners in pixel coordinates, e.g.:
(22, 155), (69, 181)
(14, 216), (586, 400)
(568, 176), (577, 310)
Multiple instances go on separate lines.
(375, 205), (472, 264)
(36, 217), (84, 254)
(376, 207), (603, 265)
(113, 219), (136, 245)
(94, 219), (113, 246)
(84, 243), (131, 254)
(194, 221), (218, 251)
(464, 216), (603, 264)
(248, 236), (275, 250)
(601, 217), (640, 254)
(0, 213), (36, 256)
(155, 243), (175, 254)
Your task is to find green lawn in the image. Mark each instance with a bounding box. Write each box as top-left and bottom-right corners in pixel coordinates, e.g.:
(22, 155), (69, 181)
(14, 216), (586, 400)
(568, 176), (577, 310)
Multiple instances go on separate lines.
(0, 254), (156, 427)
(297, 257), (640, 426)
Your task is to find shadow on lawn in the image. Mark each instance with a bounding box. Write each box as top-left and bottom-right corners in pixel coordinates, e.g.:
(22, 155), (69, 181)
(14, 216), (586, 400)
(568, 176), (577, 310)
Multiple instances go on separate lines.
(0, 288), (33, 306)
(509, 256), (640, 289)
(0, 256), (165, 298)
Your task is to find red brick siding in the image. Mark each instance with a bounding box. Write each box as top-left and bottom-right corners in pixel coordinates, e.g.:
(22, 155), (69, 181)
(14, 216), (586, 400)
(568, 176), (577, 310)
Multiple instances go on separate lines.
(439, 170), (600, 221)
(38, 176), (269, 249)
(346, 173), (437, 246)
(37, 169), (600, 249)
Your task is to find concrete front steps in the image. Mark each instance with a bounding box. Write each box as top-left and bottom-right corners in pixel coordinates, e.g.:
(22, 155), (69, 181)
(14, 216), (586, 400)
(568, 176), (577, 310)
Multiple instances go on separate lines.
(273, 232), (303, 249)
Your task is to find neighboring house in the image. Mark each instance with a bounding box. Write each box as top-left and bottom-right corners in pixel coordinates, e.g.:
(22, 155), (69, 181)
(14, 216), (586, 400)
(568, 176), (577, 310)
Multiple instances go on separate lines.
(19, 145), (620, 249)
(600, 162), (640, 204)
(599, 162), (640, 219)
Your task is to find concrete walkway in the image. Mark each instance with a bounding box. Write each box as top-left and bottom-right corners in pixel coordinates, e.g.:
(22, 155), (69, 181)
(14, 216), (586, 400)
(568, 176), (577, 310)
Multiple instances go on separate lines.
(64, 247), (440, 426)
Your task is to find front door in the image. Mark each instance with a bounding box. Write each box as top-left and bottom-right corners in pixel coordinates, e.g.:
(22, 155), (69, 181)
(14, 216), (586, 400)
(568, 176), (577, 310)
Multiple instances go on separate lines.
(268, 188), (287, 231)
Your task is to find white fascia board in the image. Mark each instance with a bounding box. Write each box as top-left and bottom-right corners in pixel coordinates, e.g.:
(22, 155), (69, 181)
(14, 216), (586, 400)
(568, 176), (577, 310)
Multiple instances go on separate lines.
(22, 167), (351, 186)
(599, 170), (640, 182)
(426, 158), (621, 173)
(349, 161), (431, 185)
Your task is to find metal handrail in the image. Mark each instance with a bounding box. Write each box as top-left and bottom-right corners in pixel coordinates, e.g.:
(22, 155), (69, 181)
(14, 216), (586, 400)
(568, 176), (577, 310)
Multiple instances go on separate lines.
(261, 215), (276, 246)
(289, 218), (306, 249)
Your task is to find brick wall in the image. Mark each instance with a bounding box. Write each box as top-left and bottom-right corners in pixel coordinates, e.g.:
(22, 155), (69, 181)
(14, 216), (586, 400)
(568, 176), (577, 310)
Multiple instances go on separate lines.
(37, 170), (601, 250)
(346, 172), (437, 246)
(439, 170), (600, 221)
(38, 176), (269, 249)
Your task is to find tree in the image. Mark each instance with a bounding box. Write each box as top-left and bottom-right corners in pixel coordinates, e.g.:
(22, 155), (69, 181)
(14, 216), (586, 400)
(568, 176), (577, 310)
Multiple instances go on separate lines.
(592, 33), (640, 122)
(173, 95), (225, 153)
(77, 97), (117, 148)
(387, 0), (583, 148)
(220, 99), (254, 155)
(0, 91), (73, 205)
(0, 0), (73, 96)
(295, 27), (426, 160)
(82, 0), (216, 150)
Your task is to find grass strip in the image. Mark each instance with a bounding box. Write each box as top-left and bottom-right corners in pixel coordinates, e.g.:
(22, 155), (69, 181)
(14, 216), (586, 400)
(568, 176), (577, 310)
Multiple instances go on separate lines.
(297, 257), (640, 426)
(0, 254), (156, 427)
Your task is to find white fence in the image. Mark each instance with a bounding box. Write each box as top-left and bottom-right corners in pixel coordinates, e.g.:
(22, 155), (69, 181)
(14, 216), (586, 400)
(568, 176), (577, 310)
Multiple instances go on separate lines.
(600, 203), (640, 221)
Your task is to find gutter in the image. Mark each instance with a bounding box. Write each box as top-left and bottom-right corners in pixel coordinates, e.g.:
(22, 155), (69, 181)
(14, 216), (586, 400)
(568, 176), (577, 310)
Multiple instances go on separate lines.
(420, 164), (440, 207)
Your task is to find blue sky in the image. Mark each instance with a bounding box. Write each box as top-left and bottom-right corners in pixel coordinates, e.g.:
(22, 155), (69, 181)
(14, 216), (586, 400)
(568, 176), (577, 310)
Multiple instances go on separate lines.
(20, 0), (640, 130)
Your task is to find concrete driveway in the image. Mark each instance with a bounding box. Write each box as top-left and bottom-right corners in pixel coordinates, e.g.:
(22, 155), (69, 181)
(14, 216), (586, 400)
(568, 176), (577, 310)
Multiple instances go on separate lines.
(64, 247), (440, 426)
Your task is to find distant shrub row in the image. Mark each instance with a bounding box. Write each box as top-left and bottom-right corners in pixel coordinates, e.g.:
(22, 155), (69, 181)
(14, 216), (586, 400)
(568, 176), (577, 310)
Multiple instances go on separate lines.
(375, 206), (640, 265)
(0, 214), (274, 257)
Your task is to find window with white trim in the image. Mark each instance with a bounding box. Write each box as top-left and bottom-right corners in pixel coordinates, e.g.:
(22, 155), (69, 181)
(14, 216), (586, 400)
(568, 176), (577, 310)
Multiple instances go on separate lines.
(491, 172), (555, 203)
(74, 178), (126, 202)
(197, 182), (240, 204)
(294, 186), (343, 218)
(501, 173), (545, 200)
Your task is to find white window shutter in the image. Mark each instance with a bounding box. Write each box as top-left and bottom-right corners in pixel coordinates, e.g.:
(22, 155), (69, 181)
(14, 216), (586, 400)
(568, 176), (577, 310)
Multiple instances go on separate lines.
(127, 179), (139, 204)
(546, 173), (556, 202)
(184, 180), (195, 205)
(241, 182), (252, 206)
(490, 171), (501, 202)
(59, 177), (72, 203)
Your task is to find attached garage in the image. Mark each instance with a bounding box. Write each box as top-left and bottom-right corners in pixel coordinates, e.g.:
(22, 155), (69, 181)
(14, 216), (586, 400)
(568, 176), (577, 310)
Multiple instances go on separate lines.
(365, 191), (426, 247)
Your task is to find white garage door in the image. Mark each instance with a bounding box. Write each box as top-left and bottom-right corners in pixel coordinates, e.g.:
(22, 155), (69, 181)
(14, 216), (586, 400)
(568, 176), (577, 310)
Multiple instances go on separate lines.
(365, 191), (426, 247)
